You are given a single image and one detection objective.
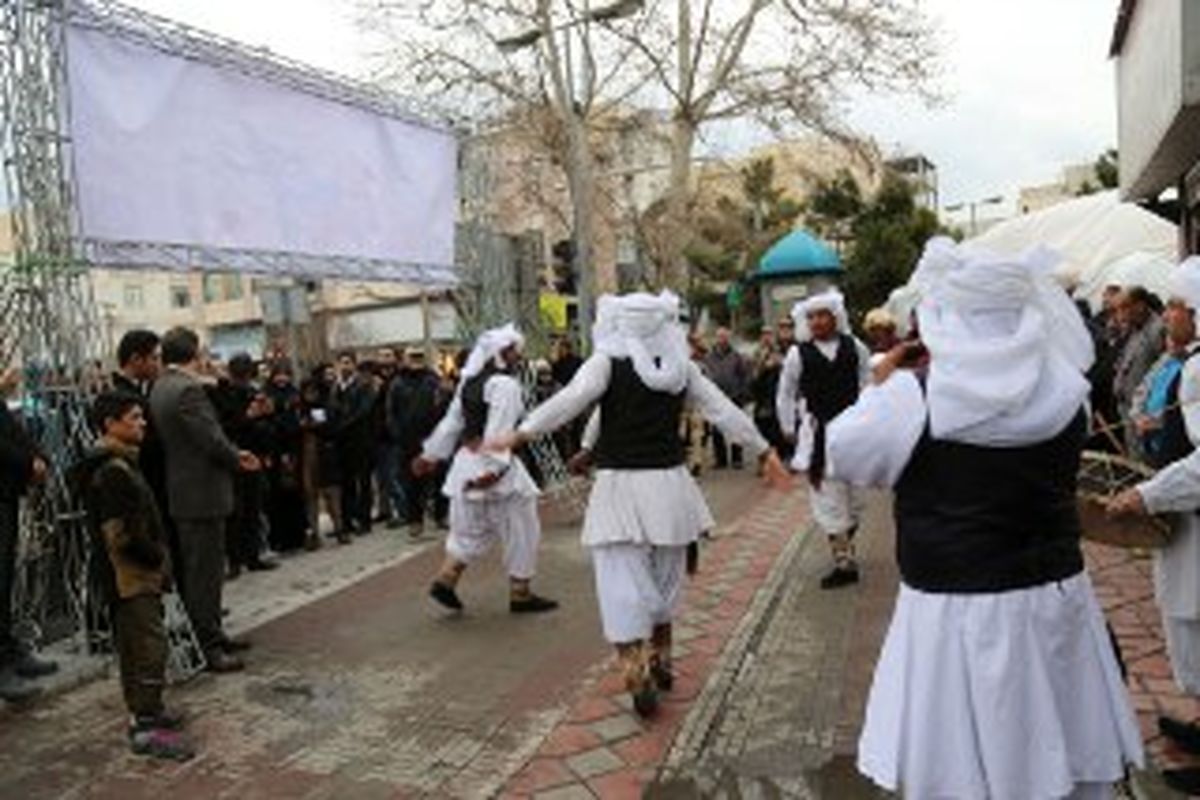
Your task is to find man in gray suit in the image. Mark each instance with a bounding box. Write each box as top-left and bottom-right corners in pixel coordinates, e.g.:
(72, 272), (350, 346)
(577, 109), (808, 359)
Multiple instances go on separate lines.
(149, 328), (259, 672)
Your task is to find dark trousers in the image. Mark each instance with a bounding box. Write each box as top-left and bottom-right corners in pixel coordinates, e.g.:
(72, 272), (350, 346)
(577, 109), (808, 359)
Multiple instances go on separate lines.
(375, 443), (405, 521)
(0, 500), (17, 659)
(398, 447), (443, 525)
(341, 462), (373, 532)
(112, 593), (167, 717)
(175, 518), (226, 656)
(711, 429), (743, 469)
(226, 474), (264, 568)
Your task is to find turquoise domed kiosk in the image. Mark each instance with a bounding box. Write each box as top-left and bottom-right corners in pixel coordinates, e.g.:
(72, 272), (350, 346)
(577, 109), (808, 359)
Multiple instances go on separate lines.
(753, 229), (843, 325)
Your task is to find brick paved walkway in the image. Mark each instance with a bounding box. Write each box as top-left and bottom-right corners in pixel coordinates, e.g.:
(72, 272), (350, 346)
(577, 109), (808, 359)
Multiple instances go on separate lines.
(496, 482), (806, 800)
(1084, 540), (1200, 796)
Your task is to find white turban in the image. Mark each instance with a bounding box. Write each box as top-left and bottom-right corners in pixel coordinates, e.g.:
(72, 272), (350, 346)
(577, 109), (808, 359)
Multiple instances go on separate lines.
(1169, 256), (1200, 312)
(791, 289), (849, 342)
(461, 323), (524, 380)
(593, 291), (690, 393)
(916, 240), (1094, 446)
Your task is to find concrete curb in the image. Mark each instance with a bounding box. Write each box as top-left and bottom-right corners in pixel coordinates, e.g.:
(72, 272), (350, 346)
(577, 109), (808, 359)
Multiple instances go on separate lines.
(659, 521), (811, 778)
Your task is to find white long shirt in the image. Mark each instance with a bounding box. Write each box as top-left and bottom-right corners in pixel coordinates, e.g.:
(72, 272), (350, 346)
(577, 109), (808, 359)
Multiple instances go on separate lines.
(1137, 354), (1200, 619)
(775, 335), (872, 470)
(422, 373), (539, 499)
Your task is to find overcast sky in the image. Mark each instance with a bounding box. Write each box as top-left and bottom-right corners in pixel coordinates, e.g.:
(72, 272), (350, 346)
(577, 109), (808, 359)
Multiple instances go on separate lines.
(76, 0), (1121, 222)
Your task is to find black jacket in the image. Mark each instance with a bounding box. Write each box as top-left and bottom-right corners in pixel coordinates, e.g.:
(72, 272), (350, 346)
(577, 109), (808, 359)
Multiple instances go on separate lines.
(0, 403), (36, 504)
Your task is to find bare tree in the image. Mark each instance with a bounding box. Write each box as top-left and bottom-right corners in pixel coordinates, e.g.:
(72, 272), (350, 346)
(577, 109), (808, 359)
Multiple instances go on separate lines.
(360, 0), (938, 299)
(600, 0), (939, 289)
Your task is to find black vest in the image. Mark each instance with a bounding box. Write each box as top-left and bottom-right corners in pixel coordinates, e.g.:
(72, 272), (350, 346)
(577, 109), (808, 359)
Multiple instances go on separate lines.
(1155, 348), (1200, 468)
(594, 358), (687, 469)
(798, 335), (860, 423)
(460, 364), (502, 444)
(893, 411), (1086, 594)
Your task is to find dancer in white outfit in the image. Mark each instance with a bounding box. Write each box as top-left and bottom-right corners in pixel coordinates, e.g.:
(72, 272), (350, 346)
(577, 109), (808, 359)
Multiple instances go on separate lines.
(828, 238), (1142, 799)
(489, 293), (789, 715)
(776, 290), (872, 588)
(1110, 256), (1200, 794)
(414, 324), (558, 615)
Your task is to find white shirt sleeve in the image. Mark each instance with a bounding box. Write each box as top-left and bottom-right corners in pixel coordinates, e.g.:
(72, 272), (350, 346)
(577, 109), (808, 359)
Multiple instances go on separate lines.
(483, 376), (526, 437)
(520, 354), (612, 438)
(826, 370), (927, 488)
(581, 407), (602, 450)
(776, 345), (802, 437)
(1141, 356), (1200, 513)
(422, 392), (465, 462)
(688, 362), (770, 457)
(855, 338), (873, 388)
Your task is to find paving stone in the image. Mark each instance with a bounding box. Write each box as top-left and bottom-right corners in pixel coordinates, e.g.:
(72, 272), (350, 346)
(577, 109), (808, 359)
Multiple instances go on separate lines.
(565, 746), (625, 779)
(533, 783), (597, 800)
(586, 714), (643, 743)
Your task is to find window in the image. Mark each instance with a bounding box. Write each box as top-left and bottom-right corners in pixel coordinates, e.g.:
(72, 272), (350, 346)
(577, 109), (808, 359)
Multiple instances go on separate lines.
(170, 285), (191, 309)
(123, 284), (144, 309)
(203, 272), (245, 303)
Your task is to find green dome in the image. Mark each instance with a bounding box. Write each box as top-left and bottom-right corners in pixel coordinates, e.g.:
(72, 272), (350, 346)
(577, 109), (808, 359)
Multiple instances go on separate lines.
(756, 230), (842, 278)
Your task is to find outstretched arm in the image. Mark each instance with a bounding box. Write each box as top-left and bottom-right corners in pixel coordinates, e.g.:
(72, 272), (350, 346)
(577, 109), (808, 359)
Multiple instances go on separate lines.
(518, 355), (612, 439)
(687, 362), (769, 457)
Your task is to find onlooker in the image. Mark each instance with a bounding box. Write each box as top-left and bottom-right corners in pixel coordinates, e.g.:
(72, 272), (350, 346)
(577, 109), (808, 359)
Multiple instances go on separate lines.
(862, 308), (901, 355)
(1133, 293), (1199, 467)
(751, 326), (785, 456)
(110, 330), (182, 592)
(703, 327), (750, 469)
(213, 354), (278, 577)
(299, 371), (347, 546)
(372, 347), (403, 526)
(149, 327), (259, 673)
(551, 338), (585, 458)
(263, 362), (308, 553)
(82, 391), (193, 761)
(388, 347), (443, 536)
(0, 367), (56, 702)
(331, 352), (377, 535)
(1113, 286), (1166, 457)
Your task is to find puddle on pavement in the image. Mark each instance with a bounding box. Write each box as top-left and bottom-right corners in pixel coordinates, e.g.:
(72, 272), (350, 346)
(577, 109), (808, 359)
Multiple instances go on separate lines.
(246, 674), (355, 724)
(645, 755), (887, 799)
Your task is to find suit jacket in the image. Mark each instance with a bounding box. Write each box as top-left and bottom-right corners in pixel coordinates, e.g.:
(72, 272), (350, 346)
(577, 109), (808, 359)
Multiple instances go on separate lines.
(149, 367), (240, 521)
(0, 403), (36, 504)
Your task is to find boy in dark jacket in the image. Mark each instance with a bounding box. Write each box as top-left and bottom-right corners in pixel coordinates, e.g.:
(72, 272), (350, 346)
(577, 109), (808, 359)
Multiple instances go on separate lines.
(84, 392), (193, 761)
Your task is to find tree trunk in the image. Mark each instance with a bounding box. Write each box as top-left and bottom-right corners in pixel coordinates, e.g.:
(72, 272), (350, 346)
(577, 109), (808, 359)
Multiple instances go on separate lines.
(563, 108), (596, 349)
(662, 115), (696, 292)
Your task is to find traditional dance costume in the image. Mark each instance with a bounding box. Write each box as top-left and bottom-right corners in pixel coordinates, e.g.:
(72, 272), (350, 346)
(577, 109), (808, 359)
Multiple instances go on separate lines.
(776, 290), (871, 588)
(514, 293), (770, 715)
(828, 240), (1142, 799)
(420, 324), (557, 614)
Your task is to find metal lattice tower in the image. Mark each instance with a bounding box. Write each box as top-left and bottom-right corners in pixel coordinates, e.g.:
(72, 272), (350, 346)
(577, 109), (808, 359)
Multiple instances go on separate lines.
(1, 0), (106, 649)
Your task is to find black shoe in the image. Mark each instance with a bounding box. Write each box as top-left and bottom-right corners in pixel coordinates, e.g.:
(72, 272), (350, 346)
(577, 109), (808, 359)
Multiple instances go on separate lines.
(246, 558), (279, 572)
(13, 650), (58, 680)
(0, 668), (41, 703)
(632, 685), (659, 718)
(1159, 715), (1200, 754)
(430, 581), (463, 612)
(510, 594), (559, 614)
(650, 661), (674, 692)
(133, 708), (187, 732)
(204, 651), (244, 673)
(819, 565), (860, 590)
(1163, 768), (1200, 795)
(335, 531), (352, 545)
(219, 637), (252, 653)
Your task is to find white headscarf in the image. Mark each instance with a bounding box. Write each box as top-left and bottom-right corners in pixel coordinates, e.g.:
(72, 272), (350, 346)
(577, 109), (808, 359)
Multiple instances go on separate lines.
(461, 323), (524, 380)
(593, 291), (691, 393)
(916, 240), (1094, 446)
(1170, 256), (1200, 312)
(791, 289), (850, 342)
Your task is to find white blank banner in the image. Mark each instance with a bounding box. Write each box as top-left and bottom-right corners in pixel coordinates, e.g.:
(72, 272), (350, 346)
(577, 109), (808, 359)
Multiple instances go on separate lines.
(65, 21), (457, 275)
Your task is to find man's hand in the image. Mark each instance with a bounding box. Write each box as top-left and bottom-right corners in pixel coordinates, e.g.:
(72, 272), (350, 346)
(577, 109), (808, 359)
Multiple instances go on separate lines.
(466, 471), (502, 491)
(1107, 488), (1148, 517)
(567, 449), (594, 476)
(237, 451), (262, 472)
(759, 449), (792, 490)
(411, 455), (437, 478)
